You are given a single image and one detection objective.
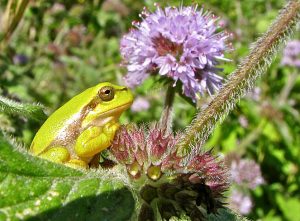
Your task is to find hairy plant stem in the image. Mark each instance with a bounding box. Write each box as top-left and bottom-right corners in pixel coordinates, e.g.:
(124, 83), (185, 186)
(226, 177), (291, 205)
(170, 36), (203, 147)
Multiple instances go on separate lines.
(177, 0), (300, 157)
(159, 84), (175, 132)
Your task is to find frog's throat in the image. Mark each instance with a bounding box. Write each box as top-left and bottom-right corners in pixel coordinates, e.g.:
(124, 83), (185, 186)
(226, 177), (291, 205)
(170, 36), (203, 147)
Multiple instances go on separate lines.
(82, 102), (132, 128)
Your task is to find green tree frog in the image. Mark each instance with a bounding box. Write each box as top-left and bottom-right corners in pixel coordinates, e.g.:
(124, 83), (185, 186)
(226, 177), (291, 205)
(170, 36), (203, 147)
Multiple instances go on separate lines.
(30, 82), (133, 169)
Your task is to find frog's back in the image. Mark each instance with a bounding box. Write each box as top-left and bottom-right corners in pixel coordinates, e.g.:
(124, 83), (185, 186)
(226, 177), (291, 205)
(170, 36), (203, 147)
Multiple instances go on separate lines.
(30, 86), (97, 155)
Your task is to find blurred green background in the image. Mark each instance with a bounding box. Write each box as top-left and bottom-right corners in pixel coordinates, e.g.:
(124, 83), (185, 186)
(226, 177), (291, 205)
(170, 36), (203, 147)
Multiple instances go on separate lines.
(0, 0), (299, 220)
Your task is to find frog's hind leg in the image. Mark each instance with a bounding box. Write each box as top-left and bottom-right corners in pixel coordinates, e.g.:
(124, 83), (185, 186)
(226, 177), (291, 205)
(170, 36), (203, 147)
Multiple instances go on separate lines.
(39, 146), (70, 164)
(65, 159), (88, 169)
(39, 146), (88, 169)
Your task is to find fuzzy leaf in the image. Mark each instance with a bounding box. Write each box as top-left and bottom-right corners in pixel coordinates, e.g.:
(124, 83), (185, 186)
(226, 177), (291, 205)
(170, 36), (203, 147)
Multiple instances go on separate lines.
(168, 208), (249, 221)
(0, 134), (135, 221)
(0, 95), (47, 122)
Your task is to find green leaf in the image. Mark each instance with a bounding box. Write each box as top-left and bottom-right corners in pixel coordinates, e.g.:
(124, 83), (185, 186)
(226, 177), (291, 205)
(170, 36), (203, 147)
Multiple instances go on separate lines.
(221, 131), (238, 153)
(262, 122), (280, 142)
(275, 194), (300, 221)
(208, 208), (249, 221)
(168, 208), (249, 221)
(0, 134), (135, 221)
(0, 95), (47, 122)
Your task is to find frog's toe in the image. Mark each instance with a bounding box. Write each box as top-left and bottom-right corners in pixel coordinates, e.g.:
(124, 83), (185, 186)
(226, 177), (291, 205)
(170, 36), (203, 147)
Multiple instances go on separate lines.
(103, 122), (120, 137)
(65, 159), (88, 169)
(39, 146), (70, 163)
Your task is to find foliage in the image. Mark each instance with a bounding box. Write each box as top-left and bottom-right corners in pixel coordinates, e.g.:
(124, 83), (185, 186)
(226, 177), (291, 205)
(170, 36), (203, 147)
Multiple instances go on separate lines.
(0, 95), (46, 121)
(0, 132), (135, 221)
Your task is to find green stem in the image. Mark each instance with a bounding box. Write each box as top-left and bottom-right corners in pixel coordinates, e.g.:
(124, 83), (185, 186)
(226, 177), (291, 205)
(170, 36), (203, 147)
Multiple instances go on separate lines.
(176, 0), (300, 157)
(234, 120), (266, 157)
(278, 70), (298, 106)
(159, 84), (175, 132)
(0, 0), (29, 49)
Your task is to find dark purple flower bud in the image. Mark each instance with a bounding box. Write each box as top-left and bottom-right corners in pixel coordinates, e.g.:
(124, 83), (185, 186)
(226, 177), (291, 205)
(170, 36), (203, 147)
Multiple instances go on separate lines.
(13, 54), (28, 65)
(148, 127), (174, 163)
(110, 126), (136, 164)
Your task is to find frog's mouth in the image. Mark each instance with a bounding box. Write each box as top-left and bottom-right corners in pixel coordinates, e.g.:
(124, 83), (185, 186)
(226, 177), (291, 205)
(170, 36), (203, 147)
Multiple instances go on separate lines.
(87, 102), (132, 127)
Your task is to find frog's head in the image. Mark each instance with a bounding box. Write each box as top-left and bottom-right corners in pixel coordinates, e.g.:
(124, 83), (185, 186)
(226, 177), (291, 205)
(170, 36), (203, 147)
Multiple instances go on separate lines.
(82, 82), (133, 128)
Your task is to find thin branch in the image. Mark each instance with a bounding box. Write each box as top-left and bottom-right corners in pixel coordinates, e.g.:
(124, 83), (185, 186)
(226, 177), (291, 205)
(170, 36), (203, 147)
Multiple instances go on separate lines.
(159, 85), (175, 133)
(0, 0), (29, 48)
(278, 70), (298, 106)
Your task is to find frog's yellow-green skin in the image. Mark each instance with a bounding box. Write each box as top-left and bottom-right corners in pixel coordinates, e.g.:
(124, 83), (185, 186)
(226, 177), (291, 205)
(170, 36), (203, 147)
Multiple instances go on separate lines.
(30, 82), (133, 168)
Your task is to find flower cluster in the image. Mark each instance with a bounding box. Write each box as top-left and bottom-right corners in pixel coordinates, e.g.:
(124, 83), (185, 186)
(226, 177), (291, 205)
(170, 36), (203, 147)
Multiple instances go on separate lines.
(228, 189), (253, 215)
(120, 4), (230, 102)
(110, 124), (229, 219)
(226, 156), (264, 215)
(281, 40), (300, 68)
(230, 158), (264, 189)
(130, 96), (150, 112)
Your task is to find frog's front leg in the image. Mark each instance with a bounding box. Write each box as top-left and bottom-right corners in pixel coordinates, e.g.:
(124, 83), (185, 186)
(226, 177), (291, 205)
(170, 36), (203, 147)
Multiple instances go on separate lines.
(75, 122), (120, 158)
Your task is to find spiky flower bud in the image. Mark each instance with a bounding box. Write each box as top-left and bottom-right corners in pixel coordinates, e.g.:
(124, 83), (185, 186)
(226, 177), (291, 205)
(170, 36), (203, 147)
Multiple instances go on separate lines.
(110, 124), (229, 220)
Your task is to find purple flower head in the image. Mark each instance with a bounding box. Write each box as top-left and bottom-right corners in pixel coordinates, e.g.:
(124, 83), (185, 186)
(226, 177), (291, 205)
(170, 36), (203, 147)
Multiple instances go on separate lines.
(230, 159), (264, 189)
(131, 96), (150, 112)
(228, 189), (253, 215)
(246, 87), (261, 101)
(49, 3), (65, 14)
(120, 4), (230, 102)
(238, 115), (248, 128)
(281, 40), (300, 68)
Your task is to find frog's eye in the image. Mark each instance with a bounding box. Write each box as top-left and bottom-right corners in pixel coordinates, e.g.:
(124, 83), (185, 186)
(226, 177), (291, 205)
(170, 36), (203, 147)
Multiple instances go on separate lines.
(99, 86), (115, 101)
